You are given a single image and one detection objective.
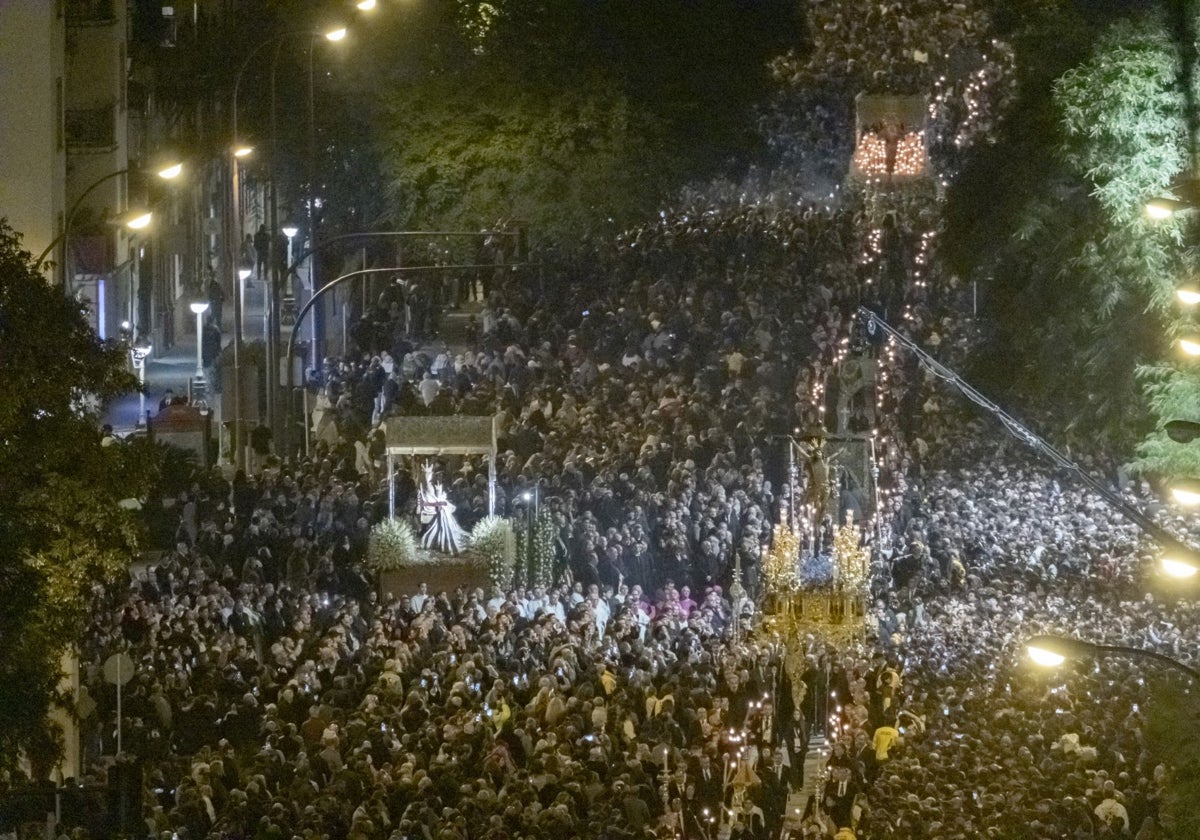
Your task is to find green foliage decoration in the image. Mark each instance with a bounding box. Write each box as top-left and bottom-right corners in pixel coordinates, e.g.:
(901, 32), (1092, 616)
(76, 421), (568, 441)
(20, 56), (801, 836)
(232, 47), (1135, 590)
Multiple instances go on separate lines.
(469, 515), (516, 591)
(515, 512), (557, 590)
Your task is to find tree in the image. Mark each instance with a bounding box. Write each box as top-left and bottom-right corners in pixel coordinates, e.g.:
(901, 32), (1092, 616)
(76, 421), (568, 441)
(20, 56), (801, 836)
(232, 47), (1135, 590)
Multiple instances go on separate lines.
(1143, 675), (1200, 838)
(0, 220), (146, 772)
(942, 8), (1200, 465)
(360, 0), (801, 241)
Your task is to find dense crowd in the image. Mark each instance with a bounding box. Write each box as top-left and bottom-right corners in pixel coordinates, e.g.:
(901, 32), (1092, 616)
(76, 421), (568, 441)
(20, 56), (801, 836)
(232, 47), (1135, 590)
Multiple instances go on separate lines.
(0, 185), (1187, 840)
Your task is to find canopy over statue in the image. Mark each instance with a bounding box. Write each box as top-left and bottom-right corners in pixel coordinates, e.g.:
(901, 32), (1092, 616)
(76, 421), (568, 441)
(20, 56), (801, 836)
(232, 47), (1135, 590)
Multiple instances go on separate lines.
(383, 415), (500, 518)
(850, 93), (930, 181)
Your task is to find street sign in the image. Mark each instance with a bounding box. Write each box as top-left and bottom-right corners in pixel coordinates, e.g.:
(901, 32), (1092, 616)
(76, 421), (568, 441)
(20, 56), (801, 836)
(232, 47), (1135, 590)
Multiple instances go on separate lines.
(102, 652), (135, 687)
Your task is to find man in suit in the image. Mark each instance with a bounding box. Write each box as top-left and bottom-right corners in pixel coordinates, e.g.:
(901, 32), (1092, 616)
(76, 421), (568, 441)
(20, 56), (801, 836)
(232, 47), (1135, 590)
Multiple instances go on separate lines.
(688, 750), (723, 812)
(758, 747), (790, 840)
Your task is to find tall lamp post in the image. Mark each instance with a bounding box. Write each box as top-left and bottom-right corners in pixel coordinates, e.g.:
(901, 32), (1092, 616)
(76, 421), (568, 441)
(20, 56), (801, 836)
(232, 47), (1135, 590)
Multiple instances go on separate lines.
(189, 301), (209, 380)
(1025, 634), (1200, 681)
(282, 223), (299, 325)
(282, 223), (299, 266)
(229, 25), (347, 469)
(130, 338), (153, 428)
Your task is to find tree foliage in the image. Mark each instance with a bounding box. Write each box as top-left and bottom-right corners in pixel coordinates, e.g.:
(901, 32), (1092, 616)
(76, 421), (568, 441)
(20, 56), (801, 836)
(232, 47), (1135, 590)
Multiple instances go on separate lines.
(362, 0), (801, 240)
(943, 9), (1200, 464)
(1143, 676), (1200, 838)
(0, 220), (148, 771)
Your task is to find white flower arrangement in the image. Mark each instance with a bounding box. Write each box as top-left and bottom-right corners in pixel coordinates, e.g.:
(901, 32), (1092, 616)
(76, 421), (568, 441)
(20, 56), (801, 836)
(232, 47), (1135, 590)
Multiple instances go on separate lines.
(367, 518), (421, 571)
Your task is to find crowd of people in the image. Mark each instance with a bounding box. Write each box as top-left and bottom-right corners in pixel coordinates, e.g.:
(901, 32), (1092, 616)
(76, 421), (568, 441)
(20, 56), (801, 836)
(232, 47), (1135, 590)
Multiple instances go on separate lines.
(0, 1), (1191, 837)
(24, 189), (1189, 840)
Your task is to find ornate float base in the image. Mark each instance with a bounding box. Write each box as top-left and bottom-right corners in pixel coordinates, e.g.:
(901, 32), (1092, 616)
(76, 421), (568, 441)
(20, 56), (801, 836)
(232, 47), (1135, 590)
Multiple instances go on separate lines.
(377, 548), (490, 601)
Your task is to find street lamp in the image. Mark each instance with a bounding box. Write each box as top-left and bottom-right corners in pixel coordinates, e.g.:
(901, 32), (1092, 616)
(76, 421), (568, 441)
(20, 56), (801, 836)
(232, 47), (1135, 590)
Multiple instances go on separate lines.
(35, 161), (183, 281)
(229, 26), (349, 469)
(238, 264), (253, 341)
(1169, 477), (1200, 506)
(522, 485), (539, 582)
(130, 338), (153, 427)
(189, 301), (210, 380)
(124, 211), (154, 230)
(1177, 283), (1200, 305)
(1147, 197), (1188, 219)
(1160, 553), (1200, 578)
(1025, 634), (1200, 680)
(357, 0), (377, 10)
(1165, 418), (1200, 442)
(1145, 177), (1200, 219)
(282, 223), (299, 279)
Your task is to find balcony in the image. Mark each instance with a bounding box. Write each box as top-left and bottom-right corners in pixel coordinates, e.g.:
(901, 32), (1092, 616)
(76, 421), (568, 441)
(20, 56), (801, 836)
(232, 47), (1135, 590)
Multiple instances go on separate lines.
(65, 105), (116, 150)
(65, 0), (116, 26)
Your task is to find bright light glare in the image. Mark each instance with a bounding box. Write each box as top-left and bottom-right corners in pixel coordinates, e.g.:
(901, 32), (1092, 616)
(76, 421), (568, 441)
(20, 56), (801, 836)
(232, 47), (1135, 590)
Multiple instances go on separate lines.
(157, 163), (183, 180)
(1026, 645), (1066, 668)
(126, 212), (153, 230)
(1178, 286), (1200, 306)
(1161, 557), (1200, 579)
(190, 301), (210, 315)
(1147, 196), (1185, 219)
(325, 27), (348, 41)
(238, 268), (252, 281)
(234, 146), (254, 158)
(1171, 485), (1200, 506)
(1181, 338), (1200, 356)
(282, 225), (299, 239)
(357, 0), (377, 9)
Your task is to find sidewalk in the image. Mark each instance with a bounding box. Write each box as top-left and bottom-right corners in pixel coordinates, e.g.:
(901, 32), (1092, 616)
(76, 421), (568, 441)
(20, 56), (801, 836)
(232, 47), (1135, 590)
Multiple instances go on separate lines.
(104, 276), (269, 435)
(103, 281), (478, 436)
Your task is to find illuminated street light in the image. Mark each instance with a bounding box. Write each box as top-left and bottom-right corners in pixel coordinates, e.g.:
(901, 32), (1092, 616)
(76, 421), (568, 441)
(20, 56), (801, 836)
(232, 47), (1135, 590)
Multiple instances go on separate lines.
(1025, 634), (1199, 680)
(1146, 177), (1200, 219)
(1147, 197), (1186, 219)
(1178, 284), (1200, 306)
(1025, 638), (1067, 668)
(130, 338), (153, 426)
(228, 27), (348, 469)
(282, 224), (299, 286)
(357, 0), (377, 10)
(190, 301), (210, 380)
(125, 211), (153, 230)
(1170, 478), (1200, 506)
(1161, 555), (1200, 578)
(35, 161), (185, 272)
(234, 145), (254, 158)
(1180, 336), (1200, 356)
